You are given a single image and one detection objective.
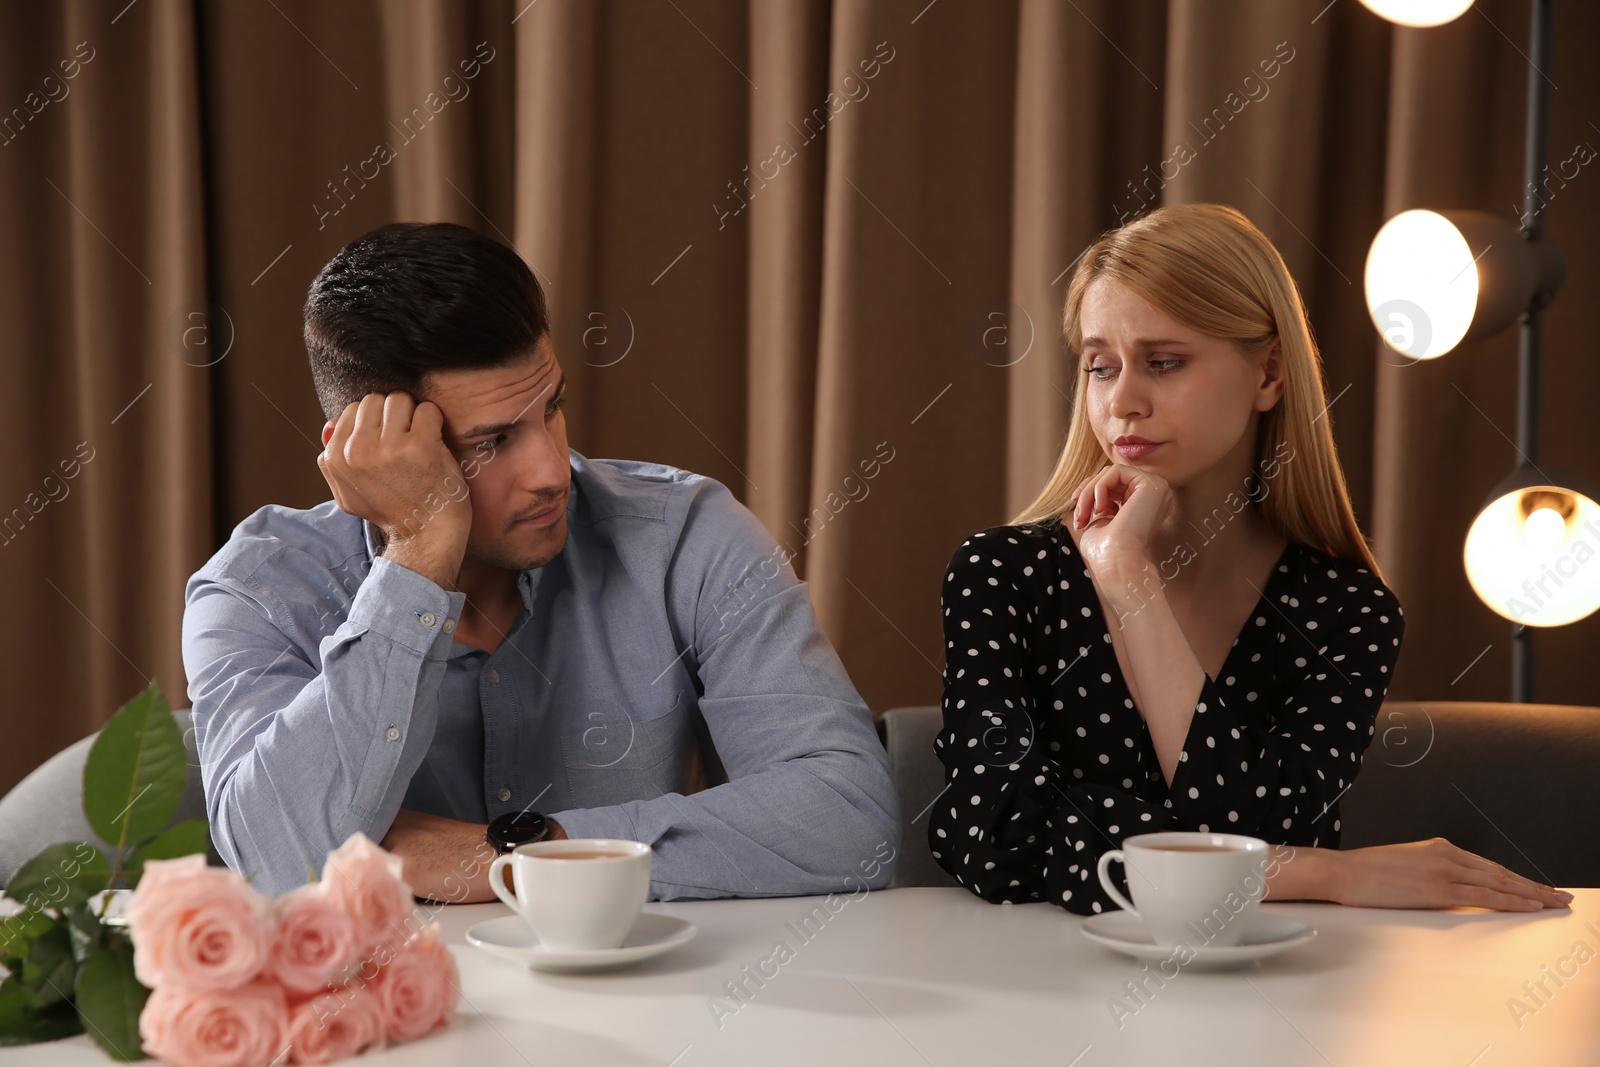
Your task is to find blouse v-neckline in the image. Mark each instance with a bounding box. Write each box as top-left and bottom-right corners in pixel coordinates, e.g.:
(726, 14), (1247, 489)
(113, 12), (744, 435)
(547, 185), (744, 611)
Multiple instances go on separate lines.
(1059, 526), (1296, 691)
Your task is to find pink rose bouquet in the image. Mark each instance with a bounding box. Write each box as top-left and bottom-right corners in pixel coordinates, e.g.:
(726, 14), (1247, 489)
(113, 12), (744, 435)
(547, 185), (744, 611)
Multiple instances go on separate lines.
(285, 986), (385, 1065)
(125, 855), (274, 991)
(126, 832), (458, 1066)
(268, 885), (362, 996)
(139, 980), (288, 1067)
(375, 924), (461, 1042)
(320, 832), (415, 957)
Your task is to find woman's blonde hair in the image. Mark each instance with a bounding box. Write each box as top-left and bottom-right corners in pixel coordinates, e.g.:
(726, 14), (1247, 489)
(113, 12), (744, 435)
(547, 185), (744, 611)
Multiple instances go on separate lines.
(1011, 203), (1383, 578)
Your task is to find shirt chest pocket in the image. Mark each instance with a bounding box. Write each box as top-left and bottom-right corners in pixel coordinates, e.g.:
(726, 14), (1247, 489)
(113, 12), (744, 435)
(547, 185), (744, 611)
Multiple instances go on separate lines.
(560, 690), (693, 808)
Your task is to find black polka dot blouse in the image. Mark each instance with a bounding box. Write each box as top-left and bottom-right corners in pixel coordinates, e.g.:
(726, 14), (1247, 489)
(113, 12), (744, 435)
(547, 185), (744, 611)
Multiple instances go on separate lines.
(928, 520), (1405, 915)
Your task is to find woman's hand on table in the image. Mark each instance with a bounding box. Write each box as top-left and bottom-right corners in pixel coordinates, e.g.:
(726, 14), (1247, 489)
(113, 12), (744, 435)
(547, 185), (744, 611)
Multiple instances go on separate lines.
(1322, 838), (1573, 912)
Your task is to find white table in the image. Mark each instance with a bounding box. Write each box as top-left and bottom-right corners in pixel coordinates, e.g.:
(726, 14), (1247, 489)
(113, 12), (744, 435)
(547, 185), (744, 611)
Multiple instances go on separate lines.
(7, 888), (1598, 1066)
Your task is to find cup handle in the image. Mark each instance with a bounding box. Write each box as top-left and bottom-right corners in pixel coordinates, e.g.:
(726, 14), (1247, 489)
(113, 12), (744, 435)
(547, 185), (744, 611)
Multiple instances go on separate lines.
(488, 854), (518, 909)
(1096, 849), (1140, 916)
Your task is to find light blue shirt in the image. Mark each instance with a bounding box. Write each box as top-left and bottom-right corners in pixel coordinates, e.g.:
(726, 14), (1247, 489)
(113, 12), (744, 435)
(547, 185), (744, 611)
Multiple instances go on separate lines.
(182, 450), (899, 898)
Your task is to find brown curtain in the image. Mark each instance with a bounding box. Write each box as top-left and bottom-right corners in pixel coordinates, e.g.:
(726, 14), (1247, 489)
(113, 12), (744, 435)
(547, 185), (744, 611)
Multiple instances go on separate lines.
(4, 0), (1598, 797)
(0, 0), (211, 792)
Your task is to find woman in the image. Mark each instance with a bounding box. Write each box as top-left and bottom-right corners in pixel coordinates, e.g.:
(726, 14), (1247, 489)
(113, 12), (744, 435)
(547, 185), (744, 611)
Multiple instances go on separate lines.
(930, 203), (1573, 916)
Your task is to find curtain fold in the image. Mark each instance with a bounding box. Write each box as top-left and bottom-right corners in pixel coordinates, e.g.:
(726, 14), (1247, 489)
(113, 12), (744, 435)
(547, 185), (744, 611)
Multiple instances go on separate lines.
(745, 0), (830, 549)
(1160, 0), (1395, 549)
(4, 0), (1597, 796)
(804, 1), (1022, 685)
(0, 0), (210, 793)
(1003, 0), (1168, 515)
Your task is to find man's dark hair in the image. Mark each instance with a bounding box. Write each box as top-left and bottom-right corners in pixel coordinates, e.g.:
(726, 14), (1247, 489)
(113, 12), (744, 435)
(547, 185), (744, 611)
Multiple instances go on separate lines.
(304, 222), (550, 420)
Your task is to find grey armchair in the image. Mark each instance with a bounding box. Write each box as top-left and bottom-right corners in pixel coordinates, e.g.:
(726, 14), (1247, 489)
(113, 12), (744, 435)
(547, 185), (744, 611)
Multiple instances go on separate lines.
(1339, 701), (1600, 886)
(0, 709), (212, 888)
(878, 701), (1600, 889)
(879, 705), (958, 889)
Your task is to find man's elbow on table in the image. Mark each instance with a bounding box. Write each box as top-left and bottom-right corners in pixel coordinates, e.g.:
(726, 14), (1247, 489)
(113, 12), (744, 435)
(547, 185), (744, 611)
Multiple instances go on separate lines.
(204, 779), (352, 898)
(855, 835), (898, 891)
(206, 808), (295, 897)
(824, 762), (902, 893)
(778, 816), (898, 897)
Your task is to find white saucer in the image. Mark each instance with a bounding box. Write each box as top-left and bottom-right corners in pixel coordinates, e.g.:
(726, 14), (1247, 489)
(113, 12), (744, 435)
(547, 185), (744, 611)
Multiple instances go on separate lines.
(1080, 911), (1315, 966)
(465, 912), (697, 973)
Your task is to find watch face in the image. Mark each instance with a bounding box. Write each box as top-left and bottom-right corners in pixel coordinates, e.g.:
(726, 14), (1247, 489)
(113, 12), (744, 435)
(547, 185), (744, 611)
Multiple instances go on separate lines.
(488, 810), (548, 853)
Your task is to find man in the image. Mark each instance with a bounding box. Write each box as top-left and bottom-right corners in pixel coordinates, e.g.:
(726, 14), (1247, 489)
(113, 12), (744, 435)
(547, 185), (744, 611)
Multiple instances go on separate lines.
(182, 222), (900, 901)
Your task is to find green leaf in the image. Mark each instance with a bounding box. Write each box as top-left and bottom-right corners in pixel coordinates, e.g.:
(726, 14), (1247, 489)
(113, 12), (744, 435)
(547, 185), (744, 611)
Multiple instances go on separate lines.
(74, 938), (149, 1061)
(5, 843), (111, 912)
(0, 906), (56, 965)
(0, 974), (84, 1046)
(18, 925), (75, 1012)
(122, 820), (211, 889)
(66, 906), (106, 964)
(83, 683), (185, 856)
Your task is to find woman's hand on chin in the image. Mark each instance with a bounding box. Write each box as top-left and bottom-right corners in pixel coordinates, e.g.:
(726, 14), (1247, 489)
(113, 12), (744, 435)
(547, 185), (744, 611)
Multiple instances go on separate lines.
(1067, 462), (1178, 578)
(1326, 838), (1573, 912)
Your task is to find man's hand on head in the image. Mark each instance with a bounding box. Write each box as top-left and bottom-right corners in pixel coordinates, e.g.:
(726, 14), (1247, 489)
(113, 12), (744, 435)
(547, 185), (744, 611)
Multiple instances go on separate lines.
(318, 391), (472, 589)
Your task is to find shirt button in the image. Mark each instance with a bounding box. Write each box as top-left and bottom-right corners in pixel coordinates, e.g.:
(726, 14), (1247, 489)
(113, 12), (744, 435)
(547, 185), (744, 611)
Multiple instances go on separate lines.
(497, 787), (511, 802)
(442, 618), (455, 634)
(385, 726), (400, 742)
(488, 669), (500, 685)
(419, 611), (436, 628)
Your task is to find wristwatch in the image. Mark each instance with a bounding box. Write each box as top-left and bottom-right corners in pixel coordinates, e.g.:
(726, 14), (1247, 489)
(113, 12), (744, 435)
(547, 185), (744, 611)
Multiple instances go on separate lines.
(487, 810), (551, 854)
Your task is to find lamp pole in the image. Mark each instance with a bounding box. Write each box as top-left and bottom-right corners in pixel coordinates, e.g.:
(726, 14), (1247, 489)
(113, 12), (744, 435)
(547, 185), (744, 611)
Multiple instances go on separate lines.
(1512, 0), (1555, 703)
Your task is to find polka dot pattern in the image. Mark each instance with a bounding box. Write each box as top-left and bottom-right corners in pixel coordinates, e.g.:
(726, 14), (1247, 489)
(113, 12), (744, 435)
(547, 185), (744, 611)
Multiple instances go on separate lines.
(929, 522), (1405, 915)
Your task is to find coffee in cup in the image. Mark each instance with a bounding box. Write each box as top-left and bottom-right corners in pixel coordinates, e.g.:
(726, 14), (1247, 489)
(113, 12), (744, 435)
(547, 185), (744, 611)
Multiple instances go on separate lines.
(1095, 832), (1270, 949)
(489, 838), (652, 951)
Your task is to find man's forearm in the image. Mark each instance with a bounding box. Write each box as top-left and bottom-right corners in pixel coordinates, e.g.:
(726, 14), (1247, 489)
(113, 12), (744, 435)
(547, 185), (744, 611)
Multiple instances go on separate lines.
(551, 753), (900, 900)
(381, 530), (465, 592)
(383, 810), (566, 903)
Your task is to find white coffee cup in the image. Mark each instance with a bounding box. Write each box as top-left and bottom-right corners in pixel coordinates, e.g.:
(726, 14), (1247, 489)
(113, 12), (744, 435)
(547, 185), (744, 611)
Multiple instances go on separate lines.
(1096, 832), (1270, 949)
(489, 838), (652, 951)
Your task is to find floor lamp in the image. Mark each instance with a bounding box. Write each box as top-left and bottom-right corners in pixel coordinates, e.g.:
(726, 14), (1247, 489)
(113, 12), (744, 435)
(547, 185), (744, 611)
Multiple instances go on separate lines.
(1360, 0), (1600, 702)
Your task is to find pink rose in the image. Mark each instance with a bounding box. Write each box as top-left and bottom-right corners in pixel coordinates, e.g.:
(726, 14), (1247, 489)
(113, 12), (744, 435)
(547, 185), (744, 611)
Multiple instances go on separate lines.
(139, 979), (289, 1067)
(320, 832), (414, 956)
(285, 986), (385, 1064)
(268, 884), (362, 996)
(376, 925), (460, 1043)
(126, 854), (274, 991)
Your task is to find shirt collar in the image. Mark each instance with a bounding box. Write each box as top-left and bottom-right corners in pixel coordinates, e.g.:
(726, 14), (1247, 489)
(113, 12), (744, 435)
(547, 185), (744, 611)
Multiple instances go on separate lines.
(361, 517), (384, 565)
